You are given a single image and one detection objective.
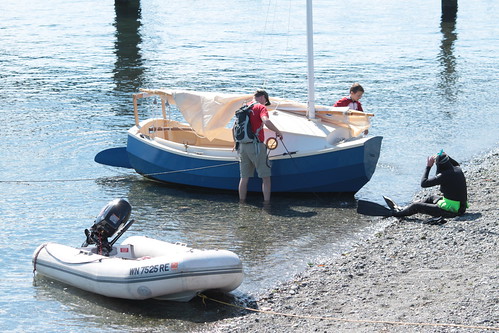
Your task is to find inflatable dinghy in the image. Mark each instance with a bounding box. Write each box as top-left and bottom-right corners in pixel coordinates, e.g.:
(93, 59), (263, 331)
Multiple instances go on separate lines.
(32, 199), (243, 302)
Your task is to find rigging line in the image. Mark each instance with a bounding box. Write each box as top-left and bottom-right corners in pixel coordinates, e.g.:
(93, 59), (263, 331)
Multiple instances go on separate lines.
(259, 0), (274, 61)
(279, 138), (298, 168)
(260, 0), (295, 100)
(277, 138), (324, 202)
(277, 0), (293, 99)
(258, 0), (278, 90)
(138, 161), (239, 177)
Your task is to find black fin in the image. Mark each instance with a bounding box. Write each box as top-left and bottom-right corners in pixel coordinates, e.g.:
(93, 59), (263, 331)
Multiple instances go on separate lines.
(423, 217), (447, 225)
(383, 196), (399, 210)
(357, 200), (393, 217)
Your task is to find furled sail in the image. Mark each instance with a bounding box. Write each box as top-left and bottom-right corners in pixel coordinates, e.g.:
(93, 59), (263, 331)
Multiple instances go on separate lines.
(140, 89), (372, 140)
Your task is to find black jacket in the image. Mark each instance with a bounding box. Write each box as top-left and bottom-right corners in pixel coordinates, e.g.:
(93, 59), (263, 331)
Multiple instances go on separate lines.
(421, 159), (467, 214)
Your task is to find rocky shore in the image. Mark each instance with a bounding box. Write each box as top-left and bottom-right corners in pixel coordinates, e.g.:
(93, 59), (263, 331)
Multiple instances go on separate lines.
(205, 148), (498, 332)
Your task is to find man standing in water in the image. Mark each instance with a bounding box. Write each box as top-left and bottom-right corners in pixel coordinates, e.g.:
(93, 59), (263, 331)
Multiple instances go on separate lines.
(237, 90), (283, 205)
(385, 151), (468, 218)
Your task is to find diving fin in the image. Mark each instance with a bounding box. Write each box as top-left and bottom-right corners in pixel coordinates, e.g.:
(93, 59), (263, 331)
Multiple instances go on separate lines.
(423, 216), (447, 225)
(383, 196), (400, 211)
(357, 200), (393, 217)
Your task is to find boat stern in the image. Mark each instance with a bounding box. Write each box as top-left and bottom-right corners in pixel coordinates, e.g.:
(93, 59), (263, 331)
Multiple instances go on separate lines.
(363, 135), (383, 181)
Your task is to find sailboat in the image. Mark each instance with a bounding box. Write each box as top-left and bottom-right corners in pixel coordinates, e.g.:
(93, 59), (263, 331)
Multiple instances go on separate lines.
(96, 1), (382, 193)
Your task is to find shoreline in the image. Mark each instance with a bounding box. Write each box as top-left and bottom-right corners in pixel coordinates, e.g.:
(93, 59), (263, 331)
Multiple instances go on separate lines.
(204, 147), (498, 332)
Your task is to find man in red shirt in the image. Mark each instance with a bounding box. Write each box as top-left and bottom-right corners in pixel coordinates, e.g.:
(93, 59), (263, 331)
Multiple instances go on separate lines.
(238, 90), (283, 205)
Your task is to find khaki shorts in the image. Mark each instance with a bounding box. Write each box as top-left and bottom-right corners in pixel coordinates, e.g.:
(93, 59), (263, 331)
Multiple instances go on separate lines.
(238, 142), (271, 178)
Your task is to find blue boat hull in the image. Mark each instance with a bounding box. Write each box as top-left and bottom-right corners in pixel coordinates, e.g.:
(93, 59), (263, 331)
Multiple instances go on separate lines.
(127, 134), (382, 193)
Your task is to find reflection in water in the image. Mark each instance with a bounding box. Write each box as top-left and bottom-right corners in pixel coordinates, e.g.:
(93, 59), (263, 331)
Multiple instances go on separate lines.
(438, 5), (458, 103)
(94, 176), (375, 295)
(113, 0), (144, 101)
(33, 275), (250, 331)
(441, 0), (458, 23)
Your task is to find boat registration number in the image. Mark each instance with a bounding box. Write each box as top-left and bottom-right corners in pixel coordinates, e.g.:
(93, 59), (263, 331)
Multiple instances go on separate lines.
(129, 263), (170, 275)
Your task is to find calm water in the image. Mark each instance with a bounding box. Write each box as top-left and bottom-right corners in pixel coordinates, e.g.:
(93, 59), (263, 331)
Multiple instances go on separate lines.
(1, 0), (498, 331)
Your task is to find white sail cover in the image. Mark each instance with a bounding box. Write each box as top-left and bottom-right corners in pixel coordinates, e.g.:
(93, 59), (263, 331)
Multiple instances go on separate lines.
(140, 89), (372, 140)
(141, 89), (252, 140)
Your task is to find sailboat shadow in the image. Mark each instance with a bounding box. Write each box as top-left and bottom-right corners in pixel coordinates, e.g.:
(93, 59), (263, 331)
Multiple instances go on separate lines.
(95, 175), (357, 219)
(260, 192), (356, 218)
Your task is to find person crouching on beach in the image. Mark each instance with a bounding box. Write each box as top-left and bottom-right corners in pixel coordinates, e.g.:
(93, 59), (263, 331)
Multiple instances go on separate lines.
(384, 151), (468, 218)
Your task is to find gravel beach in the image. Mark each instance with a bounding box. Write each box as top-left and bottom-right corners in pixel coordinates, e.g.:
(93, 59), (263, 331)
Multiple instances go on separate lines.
(204, 148), (498, 332)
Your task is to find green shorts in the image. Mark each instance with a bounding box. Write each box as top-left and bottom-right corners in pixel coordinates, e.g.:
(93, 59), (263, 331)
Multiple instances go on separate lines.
(238, 142), (271, 178)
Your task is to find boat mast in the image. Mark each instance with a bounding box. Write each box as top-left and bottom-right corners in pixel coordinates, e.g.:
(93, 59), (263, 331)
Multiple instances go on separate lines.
(306, 0), (316, 119)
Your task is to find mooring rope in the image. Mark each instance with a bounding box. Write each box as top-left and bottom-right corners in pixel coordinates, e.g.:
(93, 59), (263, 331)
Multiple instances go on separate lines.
(32, 243), (48, 274)
(0, 175), (131, 184)
(0, 161), (239, 184)
(197, 293), (499, 331)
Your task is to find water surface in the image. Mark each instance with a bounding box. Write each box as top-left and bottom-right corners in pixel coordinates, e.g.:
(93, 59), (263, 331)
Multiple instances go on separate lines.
(1, 0), (498, 331)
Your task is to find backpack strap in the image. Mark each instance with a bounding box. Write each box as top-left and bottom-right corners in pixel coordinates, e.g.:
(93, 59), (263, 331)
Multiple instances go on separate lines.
(247, 102), (261, 143)
(253, 126), (262, 143)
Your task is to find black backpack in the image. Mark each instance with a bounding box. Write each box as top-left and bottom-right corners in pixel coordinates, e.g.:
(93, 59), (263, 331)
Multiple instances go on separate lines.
(232, 102), (259, 148)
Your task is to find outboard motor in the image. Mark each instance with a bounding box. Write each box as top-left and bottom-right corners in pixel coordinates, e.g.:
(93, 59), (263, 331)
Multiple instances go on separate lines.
(82, 198), (134, 256)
